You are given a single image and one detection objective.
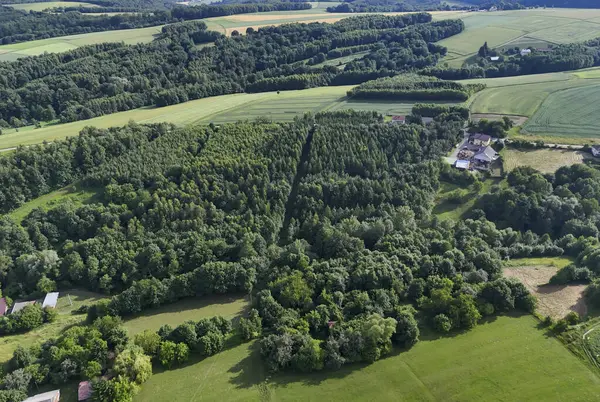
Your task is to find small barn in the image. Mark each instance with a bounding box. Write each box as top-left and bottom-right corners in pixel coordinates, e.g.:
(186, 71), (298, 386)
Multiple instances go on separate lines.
(520, 48), (532, 56)
(23, 389), (60, 402)
(11, 300), (36, 314)
(490, 56), (500, 61)
(592, 145), (600, 157)
(422, 117), (434, 124)
(0, 298), (7, 316)
(43, 292), (59, 308)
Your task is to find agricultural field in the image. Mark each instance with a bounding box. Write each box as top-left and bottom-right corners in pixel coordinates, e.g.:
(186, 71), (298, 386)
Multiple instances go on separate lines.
(0, 290), (107, 365)
(503, 258), (586, 319)
(462, 67), (600, 143)
(523, 84), (600, 139)
(502, 148), (590, 174)
(0, 25), (162, 61)
(134, 315), (600, 401)
(440, 8), (600, 67)
(7, 1), (100, 11)
(0, 86), (449, 150)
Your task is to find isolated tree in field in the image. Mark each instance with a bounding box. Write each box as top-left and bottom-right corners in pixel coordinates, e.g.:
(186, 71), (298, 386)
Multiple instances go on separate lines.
(478, 41), (490, 57)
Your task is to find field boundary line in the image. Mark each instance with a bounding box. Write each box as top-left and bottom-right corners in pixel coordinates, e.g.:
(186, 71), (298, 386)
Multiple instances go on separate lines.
(400, 360), (436, 401)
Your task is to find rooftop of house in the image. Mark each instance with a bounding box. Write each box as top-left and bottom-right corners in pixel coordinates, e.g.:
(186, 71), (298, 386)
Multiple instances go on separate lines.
(456, 160), (470, 169)
(490, 56), (500, 61)
(0, 298), (7, 316)
(42, 292), (59, 308)
(23, 390), (60, 402)
(474, 146), (498, 162)
(470, 133), (492, 142)
(79, 380), (93, 401)
(391, 115), (406, 121)
(11, 300), (36, 314)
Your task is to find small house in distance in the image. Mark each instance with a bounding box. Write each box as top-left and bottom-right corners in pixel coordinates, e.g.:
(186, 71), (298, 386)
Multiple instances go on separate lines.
(520, 48), (532, 56)
(490, 56), (500, 61)
(11, 300), (36, 314)
(469, 133), (492, 147)
(422, 117), (434, 124)
(0, 297), (7, 316)
(592, 145), (600, 157)
(474, 146), (499, 168)
(391, 115), (406, 124)
(43, 292), (59, 308)
(79, 380), (93, 401)
(24, 389), (60, 402)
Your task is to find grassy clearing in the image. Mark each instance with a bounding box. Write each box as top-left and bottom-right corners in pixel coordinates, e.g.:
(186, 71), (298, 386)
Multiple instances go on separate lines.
(8, 184), (101, 223)
(504, 256), (574, 269)
(123, 295), (248, 335)
(523, 84), (600, 139)
(8, 1), (100, 11)
(135, 315), (600, 401)
(0, 290), (107, 365)
(502, 148), (590, 173)
(434, 178), (499, 221)
(311, 51), (370, 69)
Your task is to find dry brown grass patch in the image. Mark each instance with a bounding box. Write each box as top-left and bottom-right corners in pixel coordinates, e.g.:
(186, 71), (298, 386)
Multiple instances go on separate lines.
(503, 148), (587, 173)
(504, 265), (587, 319)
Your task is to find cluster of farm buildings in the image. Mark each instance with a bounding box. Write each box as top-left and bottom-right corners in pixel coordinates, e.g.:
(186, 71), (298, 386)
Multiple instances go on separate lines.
(455, 133), (499, 171)
(2, 293), (94, 402)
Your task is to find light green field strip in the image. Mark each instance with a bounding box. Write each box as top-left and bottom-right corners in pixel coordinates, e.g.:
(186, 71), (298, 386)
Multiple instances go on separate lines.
(0, 25), (162, 60)
(134, 315), (600, 402)
(8, 1), (100, 11)
(523, 83), (600, 138)
(0, 92), (269, 149)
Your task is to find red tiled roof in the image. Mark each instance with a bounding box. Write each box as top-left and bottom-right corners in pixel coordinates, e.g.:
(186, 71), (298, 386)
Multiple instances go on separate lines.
(391, 115), (406, 121)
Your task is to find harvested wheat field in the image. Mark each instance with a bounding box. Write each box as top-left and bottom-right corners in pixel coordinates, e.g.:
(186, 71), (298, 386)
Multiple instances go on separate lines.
(503, 148), (588, 173)
(504, 265), (587, 319)
(226, 13), (334, 22)
(224, 19), (346, 35)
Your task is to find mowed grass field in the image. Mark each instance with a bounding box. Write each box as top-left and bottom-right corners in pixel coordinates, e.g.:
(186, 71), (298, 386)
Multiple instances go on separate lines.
(134, 315), (600, 402)
(0, 86), (447, 150)
(439, 8), (600, 67)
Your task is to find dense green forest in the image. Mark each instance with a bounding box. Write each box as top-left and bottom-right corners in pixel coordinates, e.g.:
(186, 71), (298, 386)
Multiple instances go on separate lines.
(0, 14), (464, 128)
(0, 109), (545, 400)
(347, 73), (485, 101)
(326, 0), (449, 13)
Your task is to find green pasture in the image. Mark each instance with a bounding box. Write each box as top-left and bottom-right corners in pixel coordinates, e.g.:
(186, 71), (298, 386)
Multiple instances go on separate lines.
(123, 295), (248, 335)
(8, 1), (100, 11)
(311, 51), (370, 69)
(523, 83), (600, 139)
(135, 315), (600, 401)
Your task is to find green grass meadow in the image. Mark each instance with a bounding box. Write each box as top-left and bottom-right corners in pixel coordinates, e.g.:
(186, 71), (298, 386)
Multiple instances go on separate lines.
(135, 315), (600, 402)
